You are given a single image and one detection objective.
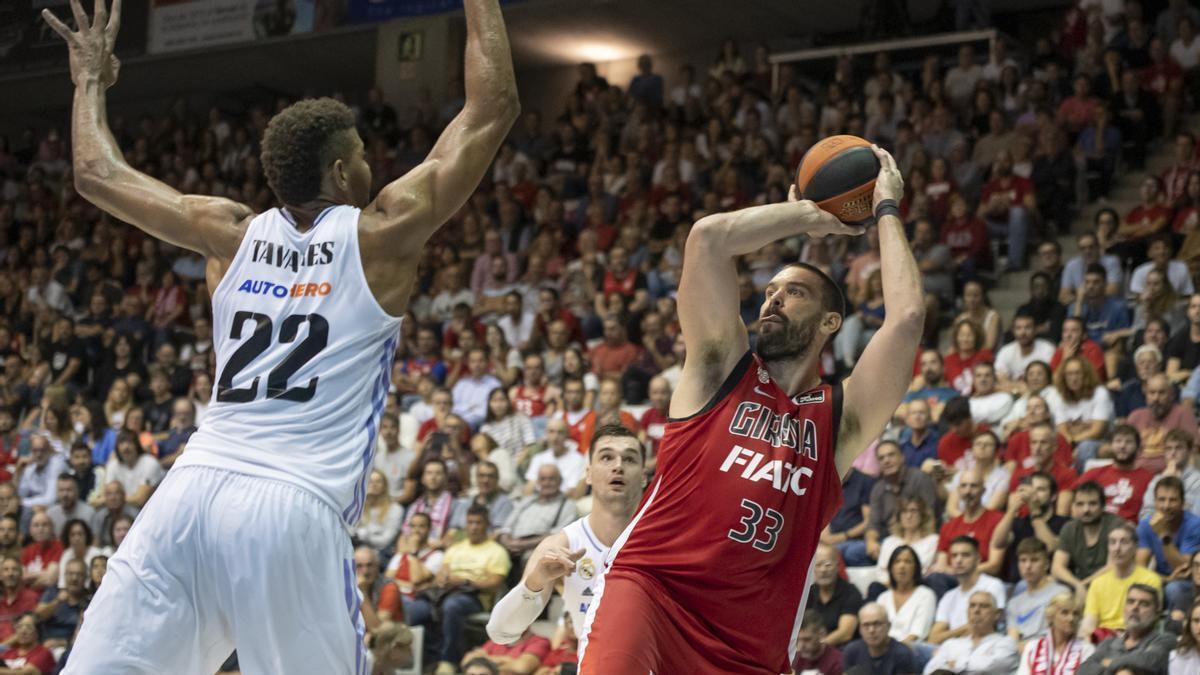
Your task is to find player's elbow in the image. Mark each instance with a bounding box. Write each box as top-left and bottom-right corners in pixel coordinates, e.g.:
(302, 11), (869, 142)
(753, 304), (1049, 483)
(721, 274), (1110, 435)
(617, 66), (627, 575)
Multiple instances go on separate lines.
(686, 215), (730, 252)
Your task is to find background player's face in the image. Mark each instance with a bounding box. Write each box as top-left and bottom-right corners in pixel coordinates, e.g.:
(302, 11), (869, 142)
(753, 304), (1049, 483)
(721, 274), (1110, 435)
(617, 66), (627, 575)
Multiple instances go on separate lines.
(587, 436), (644, 505)
(757, 267), (837, 363)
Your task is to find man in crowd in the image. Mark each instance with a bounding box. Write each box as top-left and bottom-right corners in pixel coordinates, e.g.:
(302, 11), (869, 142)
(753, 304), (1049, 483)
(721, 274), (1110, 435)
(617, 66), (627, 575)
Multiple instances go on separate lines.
(898, 350), (959, 421)
(157, 398), (198, 468)
(35, 558), (89, 649)
(931, 470), (1005, 578)
(995, 312), (1056, 391)
(898, 398), (940, 468)
(1136, 476), (1200, 607)
(1061, 232), (1123, 306)
(929, 536), (1007, 644)
(373, 412), (414, 498)
(1081, 523), (1162, 635)
(17, 436), (64, 508)
(805, 544), (863, 647)
(91, 482), (139, 548)
(524, 419), (586, 497)
(791, 610), (843, 675)
(841, 603), (918, 675)
(1006, 423), (1078, 510)
(1053, 481), (1126, 596)
(1069, 264), (1130, 348)
(1139, 429), (1200, 521)
(557, 377), (596, 451)
(589, 315), (642, 379)
(408, 505), (510, 675)
(404, 459), (460, 549)
(452, 348), (503, 430)
(1006, 538), (1071, 643)
(865, 441), (939, 562)
(453, 461), (513, 533)
(47, 474), (94, 537)
(1066, 425), (1155, 523)
(499, 465), (578, 566)
(1127, 373), (1199, 472)
(0, 558), (38, 641)
(1051, 317), (1107, 380)
(990, 471), (1069, 583)
(1077, 584), (1174, 674)
(925, 591), (1020, 673)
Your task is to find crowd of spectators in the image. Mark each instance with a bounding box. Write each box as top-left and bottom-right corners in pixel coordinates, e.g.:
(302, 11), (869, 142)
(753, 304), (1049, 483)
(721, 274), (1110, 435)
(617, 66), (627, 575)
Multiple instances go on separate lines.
(7, 0), (1200, 673)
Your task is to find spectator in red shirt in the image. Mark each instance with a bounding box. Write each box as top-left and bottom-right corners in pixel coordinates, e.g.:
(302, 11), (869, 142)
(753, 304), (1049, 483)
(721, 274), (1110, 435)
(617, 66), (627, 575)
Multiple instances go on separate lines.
(639, 375), (671, 465)
(589, 316), (643, 379)
(1067, 424), (1155, 524)
(937, 396), (977, 470)
(941, 193), (991, 282)
(933, 468), (1006, 577)
(20, 513), (62, 591)
(1113, 177), (1173, 265)
(595, 378), (640, 434)
(0, 559), (38, 642)
(461, 628), (551, 674)
(791, 610), (843, 675)
(1007, 422), (1078, 514)
(532, 287), (583, 348)
(1126, 373), (1200, 473)
(0, 614), (55, 675)
(977, 150), (1036, 272)
(944, 318), (995, 395)
(1160, 132), (1199, 206)
(1140, 37), (1183, 136)
(1056, 75), (1099, 134)
(593, 246), (649, 314)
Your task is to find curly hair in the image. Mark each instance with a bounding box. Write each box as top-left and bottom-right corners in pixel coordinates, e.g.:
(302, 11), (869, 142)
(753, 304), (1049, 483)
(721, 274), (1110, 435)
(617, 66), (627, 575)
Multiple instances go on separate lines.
(260, 98), (357, 205)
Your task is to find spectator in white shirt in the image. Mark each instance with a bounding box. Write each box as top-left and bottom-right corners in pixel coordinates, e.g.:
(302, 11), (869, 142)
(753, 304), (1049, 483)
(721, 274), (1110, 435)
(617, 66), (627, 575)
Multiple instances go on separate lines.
(1060, 231), (1122, 305)
(17, 435), (66, 509)
(354, 470), (405, 551)
(1129, 234), (1195, 296)
(969, 362), (1014, 426)
(877, 545), (938, 644)
(924, 590), (1019, 674)
(524, 418), (586, 497)
(496, 291), (536, 352)
(1171, 16), (1200, 71)
(103, 430), (164, 508)
(930, 537), (1007, 644)
(995, 314), (1057, 392)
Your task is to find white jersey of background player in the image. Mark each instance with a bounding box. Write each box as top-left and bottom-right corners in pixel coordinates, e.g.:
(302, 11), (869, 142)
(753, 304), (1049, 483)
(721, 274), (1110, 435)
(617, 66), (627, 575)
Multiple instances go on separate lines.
(45, 1), (518, 673)
(487, 424), (645, 645)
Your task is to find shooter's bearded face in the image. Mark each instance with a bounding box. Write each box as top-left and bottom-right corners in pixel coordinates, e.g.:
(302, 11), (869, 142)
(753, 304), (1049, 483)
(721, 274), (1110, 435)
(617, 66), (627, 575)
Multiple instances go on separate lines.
(756, 309), (820, 361)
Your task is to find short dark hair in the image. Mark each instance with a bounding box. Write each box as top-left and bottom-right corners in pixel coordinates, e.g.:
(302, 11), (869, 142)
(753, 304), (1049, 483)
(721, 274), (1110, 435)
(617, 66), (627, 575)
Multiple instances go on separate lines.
(1029, 470), (1058, 496)
(800, 609), (826, 631)
(1084, 262), (1107, 278)
(1156, 475), (1186, 500)
(466, 503), (490, 523)
(1112, 423), (1142, 449)
(941, 396), (973, 426)
(782, 262), (847, 320)
(261, 97), (358, 205)
(1074, 480), (1106, 505)
(950, 535), (980, 553)
(589, 423), (645, 460)
(1127, 583), (1161, 611)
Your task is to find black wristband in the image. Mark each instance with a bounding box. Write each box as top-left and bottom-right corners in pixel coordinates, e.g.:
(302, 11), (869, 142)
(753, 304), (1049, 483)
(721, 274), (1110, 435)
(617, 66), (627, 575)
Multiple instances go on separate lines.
(875, 199), (901, 222)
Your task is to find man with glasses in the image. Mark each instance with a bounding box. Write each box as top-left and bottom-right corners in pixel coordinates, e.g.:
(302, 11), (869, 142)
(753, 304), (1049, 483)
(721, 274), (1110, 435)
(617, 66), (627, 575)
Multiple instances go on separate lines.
(841, 602), (918, 675)
(452, 460), (513, 535)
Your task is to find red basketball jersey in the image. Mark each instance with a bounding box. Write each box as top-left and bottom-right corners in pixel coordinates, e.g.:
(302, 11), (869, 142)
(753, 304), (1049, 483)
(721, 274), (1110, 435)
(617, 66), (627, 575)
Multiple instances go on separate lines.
(597, 352), (844, 672)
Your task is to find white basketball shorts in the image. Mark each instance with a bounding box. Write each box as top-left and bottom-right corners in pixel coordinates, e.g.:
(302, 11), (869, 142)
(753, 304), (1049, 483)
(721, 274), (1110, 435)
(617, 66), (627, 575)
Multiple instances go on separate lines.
(63, 465), (365, 674)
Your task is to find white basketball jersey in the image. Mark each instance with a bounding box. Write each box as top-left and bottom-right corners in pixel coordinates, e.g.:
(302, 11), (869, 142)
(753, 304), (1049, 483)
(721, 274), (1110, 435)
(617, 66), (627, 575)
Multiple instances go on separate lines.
(562, 516), (609, 639)
(179, 206), (402, 525)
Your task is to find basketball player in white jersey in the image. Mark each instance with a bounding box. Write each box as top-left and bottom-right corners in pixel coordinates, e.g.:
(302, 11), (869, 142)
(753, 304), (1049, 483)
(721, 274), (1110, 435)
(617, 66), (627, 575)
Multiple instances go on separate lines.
(486, 424), (645, 645)
(44, 1), (518, 673)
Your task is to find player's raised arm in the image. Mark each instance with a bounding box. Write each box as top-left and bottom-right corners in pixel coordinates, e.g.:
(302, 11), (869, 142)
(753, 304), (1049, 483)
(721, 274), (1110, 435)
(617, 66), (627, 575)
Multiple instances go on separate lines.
(670, 197), (864, 418)
(364, 0), (519, 253)
(836, 147), (925, 477)
(44, 0), (250, 261)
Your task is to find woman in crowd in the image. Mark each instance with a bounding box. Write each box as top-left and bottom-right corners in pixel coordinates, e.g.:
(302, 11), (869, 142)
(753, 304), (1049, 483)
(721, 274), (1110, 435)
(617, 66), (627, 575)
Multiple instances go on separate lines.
(56, 519), (104, 589)
(355, 471), (405, 553)
(1002, 362), (1060, 437)
(1018, 592), (1093, 675)
(875, 497), (939, 592)
(1051, 355), (1113, 471)
(0, 613), (55, 675)
(561, 348), (598, 408)
(483, 324), (521, 387)
(100, 377), (133, 434)
(92, 335), (146, 406)
(34, 398), (74, 457)
(87, 555), (108, 593)
(944, 318), (995, 395)
(1171, 598), (1200, 673)
(956, 280), (1002, 351)
(479, 388), (535, 459)
(103, 430), (164, 508)
(876, 545), (937, 646)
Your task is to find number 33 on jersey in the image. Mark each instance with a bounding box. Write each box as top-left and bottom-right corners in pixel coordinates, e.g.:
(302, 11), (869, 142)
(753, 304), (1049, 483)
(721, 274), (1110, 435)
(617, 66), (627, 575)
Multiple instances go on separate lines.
(180, 206), (403, 526)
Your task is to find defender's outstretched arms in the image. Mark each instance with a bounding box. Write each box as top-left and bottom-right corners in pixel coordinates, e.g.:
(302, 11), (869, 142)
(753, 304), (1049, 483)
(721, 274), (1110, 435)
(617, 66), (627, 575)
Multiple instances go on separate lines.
(45, 0), (250, 262)
(670, 200), (864, 419)
(363, 0), (520, 257)
(835, 148), (925, 477)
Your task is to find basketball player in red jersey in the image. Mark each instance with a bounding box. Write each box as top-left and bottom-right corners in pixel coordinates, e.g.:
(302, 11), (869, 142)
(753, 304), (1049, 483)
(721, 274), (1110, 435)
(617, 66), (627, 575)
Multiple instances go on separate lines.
(578, 147), (924, 674)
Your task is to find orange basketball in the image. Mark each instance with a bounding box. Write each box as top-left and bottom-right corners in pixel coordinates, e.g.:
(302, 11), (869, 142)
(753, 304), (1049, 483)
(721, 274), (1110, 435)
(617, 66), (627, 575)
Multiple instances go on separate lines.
(794, 135), (880, 226)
